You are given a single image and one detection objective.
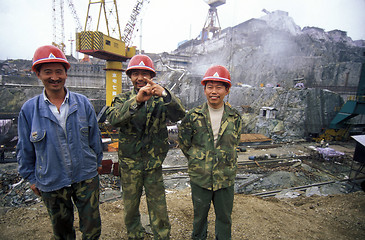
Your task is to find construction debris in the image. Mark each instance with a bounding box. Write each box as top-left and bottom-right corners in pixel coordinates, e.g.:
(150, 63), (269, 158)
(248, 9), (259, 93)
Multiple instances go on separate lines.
(0, 142), (363, 209)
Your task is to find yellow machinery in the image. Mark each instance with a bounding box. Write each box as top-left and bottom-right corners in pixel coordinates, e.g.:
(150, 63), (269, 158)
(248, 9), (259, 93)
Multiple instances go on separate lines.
(77, 31), (135, 61)
(314, 127), (351, 142)
(76, 0), (136, 106)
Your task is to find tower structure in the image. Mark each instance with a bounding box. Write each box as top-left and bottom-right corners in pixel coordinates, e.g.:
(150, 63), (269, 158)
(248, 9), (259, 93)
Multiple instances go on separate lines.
(52, 0), (65, 52)
(202, 0), (226, 41)
(52, 0), (82, 54)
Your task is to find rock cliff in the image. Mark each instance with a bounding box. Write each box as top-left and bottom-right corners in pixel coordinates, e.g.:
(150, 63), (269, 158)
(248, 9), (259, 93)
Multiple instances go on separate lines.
(162, 10), (365, 140)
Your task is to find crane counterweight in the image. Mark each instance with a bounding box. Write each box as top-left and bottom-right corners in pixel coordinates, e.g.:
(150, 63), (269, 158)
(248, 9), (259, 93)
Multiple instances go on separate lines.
(75, 0), (138, 107)
(76, 31), (135, 62)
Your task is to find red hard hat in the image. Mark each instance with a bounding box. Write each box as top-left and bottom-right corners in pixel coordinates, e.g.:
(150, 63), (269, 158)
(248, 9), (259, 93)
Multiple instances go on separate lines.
(201, 65), (231, 88)
(126, 54), (156, 78)
(32, 45), (70, 72)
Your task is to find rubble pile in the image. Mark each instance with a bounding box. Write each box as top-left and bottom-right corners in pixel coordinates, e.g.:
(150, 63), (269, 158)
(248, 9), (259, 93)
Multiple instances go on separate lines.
(0, 167), (39, 207)
(0, 166), (124, 208)
(0, 143), (362, 208)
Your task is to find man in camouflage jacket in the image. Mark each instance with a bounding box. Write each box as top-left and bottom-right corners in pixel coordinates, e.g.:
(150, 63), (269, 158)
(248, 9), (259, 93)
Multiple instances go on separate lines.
(106, 54), (185, 240)
(178, 65), (242, 240)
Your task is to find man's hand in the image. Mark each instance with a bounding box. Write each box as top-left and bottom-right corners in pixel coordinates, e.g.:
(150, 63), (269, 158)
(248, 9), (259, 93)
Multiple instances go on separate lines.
(136, 78), (165, 103)
(30, 184), (41, 196)
(149, 78), (165, 97)
(136, 82), (152, 103)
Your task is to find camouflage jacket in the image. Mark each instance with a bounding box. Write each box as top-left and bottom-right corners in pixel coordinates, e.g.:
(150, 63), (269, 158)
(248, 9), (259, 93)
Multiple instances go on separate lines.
(106, 89), (185, 170)
(178, 102), (242, 191)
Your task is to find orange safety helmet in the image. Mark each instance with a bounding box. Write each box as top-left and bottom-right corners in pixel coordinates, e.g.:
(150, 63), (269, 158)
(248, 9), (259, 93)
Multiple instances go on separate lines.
(126, 54), (156, 78)
(201, 65), (231, 88)
(32, 45), (70, 72)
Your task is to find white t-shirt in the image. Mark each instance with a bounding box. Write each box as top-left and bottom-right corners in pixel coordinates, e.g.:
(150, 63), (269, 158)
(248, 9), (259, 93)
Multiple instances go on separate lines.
(208, 104), (224, 147)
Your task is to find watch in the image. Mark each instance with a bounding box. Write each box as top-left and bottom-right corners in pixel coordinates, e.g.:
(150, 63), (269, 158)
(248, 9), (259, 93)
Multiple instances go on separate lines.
(161, 89), (168, 98)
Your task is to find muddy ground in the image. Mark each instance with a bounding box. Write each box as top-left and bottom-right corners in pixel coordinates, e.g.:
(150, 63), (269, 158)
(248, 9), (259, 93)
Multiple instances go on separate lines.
(1, 141), (365, 239)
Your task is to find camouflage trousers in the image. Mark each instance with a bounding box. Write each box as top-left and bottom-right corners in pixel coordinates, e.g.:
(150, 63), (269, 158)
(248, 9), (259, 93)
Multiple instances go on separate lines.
(121, 166), (171, 240)
(190, 182), (234, 240)
(41, 175), (101, 240)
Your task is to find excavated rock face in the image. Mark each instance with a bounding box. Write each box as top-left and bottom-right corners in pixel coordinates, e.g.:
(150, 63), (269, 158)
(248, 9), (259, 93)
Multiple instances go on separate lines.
(176, 80), (344, 141)
(174, 11), (364, 89)
(164, 10), (364, 140)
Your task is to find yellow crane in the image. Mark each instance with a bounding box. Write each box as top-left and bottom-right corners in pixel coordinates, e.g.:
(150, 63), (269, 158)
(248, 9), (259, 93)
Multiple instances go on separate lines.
(76, 0), (136, 106)
(53, 0), (142, 106)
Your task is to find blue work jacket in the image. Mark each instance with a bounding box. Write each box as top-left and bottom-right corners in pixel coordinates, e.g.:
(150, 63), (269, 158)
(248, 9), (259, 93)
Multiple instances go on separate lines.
(17, 91), (103, 192)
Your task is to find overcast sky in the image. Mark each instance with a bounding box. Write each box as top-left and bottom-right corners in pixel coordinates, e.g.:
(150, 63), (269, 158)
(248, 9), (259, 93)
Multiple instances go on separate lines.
(0, 0), (364, 60)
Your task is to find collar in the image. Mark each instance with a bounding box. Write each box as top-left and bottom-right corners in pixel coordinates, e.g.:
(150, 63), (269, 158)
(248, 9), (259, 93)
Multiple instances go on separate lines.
(208, 103), (224, 112)
(43, 88), (69, 104)
(194, 102), (235, 116)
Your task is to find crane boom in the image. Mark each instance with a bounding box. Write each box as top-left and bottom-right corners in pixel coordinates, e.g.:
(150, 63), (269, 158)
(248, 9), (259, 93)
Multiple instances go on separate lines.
(122, 0), (149, 47)
(66, 0), (82, 31)
(52, 0), (65, 52)
(52, 0), (82, 53)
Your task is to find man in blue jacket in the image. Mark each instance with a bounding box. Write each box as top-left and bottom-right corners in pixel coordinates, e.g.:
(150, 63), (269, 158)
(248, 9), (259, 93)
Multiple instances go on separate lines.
(17, 45), (103, 240)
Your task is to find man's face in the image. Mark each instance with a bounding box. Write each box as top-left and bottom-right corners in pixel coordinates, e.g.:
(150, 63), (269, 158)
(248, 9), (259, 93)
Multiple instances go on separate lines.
(36, 63), (67, 93)
(204, 81), (229, 109)
(130, 69), (152, 91)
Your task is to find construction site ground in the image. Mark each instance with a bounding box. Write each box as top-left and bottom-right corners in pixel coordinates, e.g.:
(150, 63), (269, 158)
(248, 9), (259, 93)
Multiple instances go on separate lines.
(1, 141), (365, 239)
